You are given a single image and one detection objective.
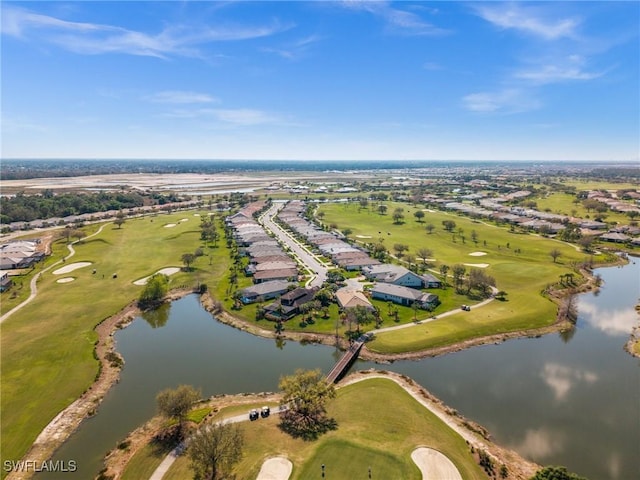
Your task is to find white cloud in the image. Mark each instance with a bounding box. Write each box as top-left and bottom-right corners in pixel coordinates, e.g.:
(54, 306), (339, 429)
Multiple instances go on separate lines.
(146, 91), (218, 104)
(339, 0), (448, 36)
(513, 427), (565, 459)
(462, 88), (540, 114)
(1, 115), (49, 133)
(473, 3), (580, 40)
(577, 300), (638, 336)
(541, 363), (598, 401)
(212, 108), (280, 126)
(515, 55), (605, 85)
(261, 34), (323, 60)
(1, 6), (290, 58)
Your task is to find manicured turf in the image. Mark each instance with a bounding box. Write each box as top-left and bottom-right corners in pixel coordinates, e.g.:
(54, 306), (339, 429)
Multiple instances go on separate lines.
(318, 201), (596, 353)
(121, 443), (173, 480)
(534, 192), (630, 225)
(161, 377), (486, 480)
(0, 212), (230, 476)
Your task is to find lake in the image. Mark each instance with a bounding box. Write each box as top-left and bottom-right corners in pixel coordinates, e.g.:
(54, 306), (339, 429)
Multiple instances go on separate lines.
(40, 259), (640, 479)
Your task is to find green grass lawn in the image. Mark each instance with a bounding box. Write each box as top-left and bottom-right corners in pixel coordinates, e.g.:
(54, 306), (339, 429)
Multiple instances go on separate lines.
(318, 201), (595, 353)
(534, 192), (630, 225)
(0, 212), (231, 476)
(161, 377), (487, 480)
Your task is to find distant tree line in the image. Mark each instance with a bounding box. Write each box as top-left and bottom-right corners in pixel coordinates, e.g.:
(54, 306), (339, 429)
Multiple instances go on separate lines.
(0, 190), (182, 223)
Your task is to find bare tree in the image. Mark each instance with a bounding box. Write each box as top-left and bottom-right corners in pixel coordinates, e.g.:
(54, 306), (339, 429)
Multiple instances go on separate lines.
(550, 248), (562, 263)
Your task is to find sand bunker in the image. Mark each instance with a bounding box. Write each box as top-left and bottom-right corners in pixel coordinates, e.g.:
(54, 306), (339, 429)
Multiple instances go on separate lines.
(468, 251), (487, 256)
(133, 267), (181, 286)
(52, 262), (92, 275)
(193, 213), (201, 217)
(464, 263), (489, 268)
(164, 223), (177, 228)
(180, 218), (189, 222)
(256, 457), (293, 480)
(56, 277), (75, 284)
(411, 447), (462, 480)
(355, 235), (372, 239)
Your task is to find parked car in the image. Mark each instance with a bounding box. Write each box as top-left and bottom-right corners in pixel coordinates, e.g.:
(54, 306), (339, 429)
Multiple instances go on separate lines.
(261, 406), (270, 418)
(249, 409), (259, 421)
(461, 304), (471, 311)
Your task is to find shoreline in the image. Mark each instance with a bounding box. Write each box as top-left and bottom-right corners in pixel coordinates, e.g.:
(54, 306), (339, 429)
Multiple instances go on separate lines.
(100, 370), (540, 480)
(10, 256), (626, 478)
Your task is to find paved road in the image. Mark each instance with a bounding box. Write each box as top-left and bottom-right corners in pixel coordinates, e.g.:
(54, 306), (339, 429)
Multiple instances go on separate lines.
(258, 203), (329, 288)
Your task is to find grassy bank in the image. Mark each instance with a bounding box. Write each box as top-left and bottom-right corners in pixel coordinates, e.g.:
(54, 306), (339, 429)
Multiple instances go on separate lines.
(0, 212), (230, 475)
(152, 377), (487, 480)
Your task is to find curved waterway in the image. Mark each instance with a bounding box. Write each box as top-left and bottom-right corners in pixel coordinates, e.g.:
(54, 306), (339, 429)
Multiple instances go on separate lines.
(41, 260), (639, 480)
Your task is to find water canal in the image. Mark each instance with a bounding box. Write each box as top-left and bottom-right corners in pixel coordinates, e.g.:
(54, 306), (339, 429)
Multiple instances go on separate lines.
(41, 260), (640, 480)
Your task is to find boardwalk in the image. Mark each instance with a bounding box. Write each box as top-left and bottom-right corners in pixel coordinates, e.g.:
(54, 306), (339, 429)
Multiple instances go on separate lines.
(326, 339), (365, 384)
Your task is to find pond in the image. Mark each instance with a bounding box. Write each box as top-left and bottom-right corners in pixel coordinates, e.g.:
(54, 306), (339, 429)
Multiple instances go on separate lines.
(40, 259), (639, 479)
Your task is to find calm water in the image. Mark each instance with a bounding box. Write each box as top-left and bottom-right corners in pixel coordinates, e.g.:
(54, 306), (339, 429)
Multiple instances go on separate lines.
(42, 260), (640, 479)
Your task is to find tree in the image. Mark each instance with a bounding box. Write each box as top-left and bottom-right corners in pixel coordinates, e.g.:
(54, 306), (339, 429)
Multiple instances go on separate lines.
(425, 223), (435, 234)
(377, 204), (388, 215)
(114, 210), (126, 229)
(139, 274), (169, 307)
(156, 384), (201, 435)
(187, 422), (244, 480)
(467, 268), (496, 297)
(278, 369), (337, 440)
(416, 248), (433, 267)
(413, 210), (425, 223)
(439, 264), (450, 286)
(550, 248), (562, 263)
(392, 207), (405, 224)
(530, 466), (588, 480)
(181, 253), (196, 270)
(392, 243), (408, 259)
(470, 230), (479, 245)
(452, 264), (466, 292)
(346, 305), (376, 334)
(577, 236), (595, 252)
(442, 219), (456, 232)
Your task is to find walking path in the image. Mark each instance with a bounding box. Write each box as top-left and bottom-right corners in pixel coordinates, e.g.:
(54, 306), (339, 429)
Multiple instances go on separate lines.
(149, 409), (286, 480)
(0, 223), (109, 324)
(370, 286), (498, 335)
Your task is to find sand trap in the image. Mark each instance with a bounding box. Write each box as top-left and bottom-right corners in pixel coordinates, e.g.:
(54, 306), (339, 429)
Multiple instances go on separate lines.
(164, 223), (177, 228)
(355, 235), (372, 238)
(133, 267), (181, 286)
(180, 218), (189, 222)
(468, 251), (487, 256)
(56, 277), (75, 284)
(52, 262), (92, 275)
(411, 447), (462, 480)
(256, 457), (292, 480)
(464, 263), (489, 268)
(193, 213), (201, 217)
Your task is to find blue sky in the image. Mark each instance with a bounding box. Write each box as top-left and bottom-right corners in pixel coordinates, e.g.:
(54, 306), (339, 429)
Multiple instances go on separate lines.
(1, 1), (638, 161)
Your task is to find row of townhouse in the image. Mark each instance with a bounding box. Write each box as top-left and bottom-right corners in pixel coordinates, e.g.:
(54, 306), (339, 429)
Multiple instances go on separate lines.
(0, 240), (45, 270)
(3, 200), (201, 232)
(227, 202), (300, 296)
(275, 200), (381, 271)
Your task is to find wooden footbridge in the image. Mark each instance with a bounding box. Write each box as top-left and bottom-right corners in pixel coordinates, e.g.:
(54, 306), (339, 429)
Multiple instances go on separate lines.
(325, 334), (370, 384)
